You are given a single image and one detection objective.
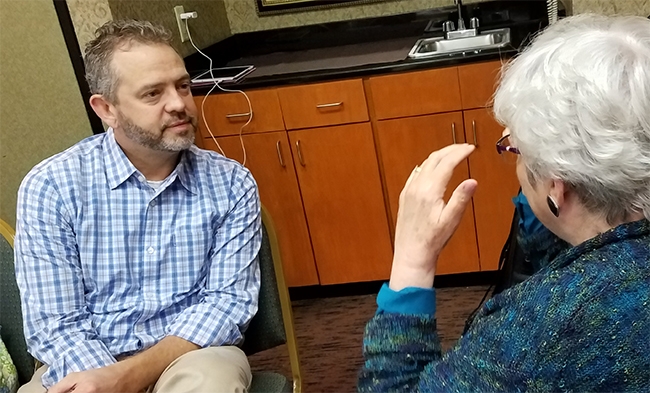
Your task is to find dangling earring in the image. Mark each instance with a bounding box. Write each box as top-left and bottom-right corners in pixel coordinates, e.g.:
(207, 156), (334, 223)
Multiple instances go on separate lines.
(547, 195), (559, 217)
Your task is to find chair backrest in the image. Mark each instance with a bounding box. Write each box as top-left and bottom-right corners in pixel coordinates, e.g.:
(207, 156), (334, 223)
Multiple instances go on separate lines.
(240, 206), (302, 393)
(0, 219), (35, 385)
(240, 221), (287, 354)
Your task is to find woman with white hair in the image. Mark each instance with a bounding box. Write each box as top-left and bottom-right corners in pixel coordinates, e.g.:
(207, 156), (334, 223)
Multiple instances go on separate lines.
(358, 14), (650, 392)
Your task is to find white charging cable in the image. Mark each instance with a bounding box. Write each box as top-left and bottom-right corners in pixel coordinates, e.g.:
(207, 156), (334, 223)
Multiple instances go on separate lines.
(183, 16), (253, 166)
(213, 83), (253, 166)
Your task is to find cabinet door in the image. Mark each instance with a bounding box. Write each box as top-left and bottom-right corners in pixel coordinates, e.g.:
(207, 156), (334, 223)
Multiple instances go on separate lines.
(376, 112), (480, 275)
(288, 123), (393, 285)
(194, 89), (285, 138)
(458, 60), (503, 110)
(464, 108), (520, 271)
(203, 132), (319, 287)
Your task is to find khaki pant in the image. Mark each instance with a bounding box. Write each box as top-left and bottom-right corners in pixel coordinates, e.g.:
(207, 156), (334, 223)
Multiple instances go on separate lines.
(18, 346), (251, 393)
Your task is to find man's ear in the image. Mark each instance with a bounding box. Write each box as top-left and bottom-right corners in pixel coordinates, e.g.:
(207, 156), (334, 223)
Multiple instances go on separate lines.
(89, 94), (118, 129)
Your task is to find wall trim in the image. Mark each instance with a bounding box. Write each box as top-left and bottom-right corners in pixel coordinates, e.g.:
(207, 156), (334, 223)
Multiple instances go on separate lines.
(53, 0), (104, 135)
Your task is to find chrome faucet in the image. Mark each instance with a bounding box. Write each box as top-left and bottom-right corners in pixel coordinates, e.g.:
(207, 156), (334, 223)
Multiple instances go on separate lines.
(445, 0), (479, 40)
(454, 0), (466, 31)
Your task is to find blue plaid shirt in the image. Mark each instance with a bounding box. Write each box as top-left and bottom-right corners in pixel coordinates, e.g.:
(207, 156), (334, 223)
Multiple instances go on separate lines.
(14, 129), (261, 388)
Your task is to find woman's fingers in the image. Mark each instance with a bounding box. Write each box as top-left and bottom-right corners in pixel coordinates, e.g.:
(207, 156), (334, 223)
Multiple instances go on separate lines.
(440, 178), (478, 230)
(398, 144), (476, 251)
(418, 144), (463, 175)
(390, 144), (478, 289)
(415, 144), (475, 198)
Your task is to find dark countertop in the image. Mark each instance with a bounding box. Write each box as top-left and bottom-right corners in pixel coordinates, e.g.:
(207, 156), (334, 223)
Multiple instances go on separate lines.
(185, 0), (549, 94)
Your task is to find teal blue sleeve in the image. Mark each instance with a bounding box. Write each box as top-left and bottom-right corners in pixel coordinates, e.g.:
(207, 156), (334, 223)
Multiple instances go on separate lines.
(376, 282), (436, 316)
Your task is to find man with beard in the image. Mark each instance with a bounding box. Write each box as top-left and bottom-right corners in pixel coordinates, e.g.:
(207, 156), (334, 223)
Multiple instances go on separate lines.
(14, 20), (261, 393)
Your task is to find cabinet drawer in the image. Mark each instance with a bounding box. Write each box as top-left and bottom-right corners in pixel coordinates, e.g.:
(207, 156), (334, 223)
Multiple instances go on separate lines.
(194, 88), (285, 138)
(368, 67), (462, 120)
(458, 60), (503, 110)
(277, 79), (369, 130)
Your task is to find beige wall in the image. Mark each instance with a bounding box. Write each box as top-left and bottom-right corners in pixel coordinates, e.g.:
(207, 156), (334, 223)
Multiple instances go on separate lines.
(225, 0), (650, 33)
(65, 0), (650, 57)
(0, 0), (91, 227)
(66, 0), (113, 52)
(108, 0), (231, 58)
(65, 0), (486, 54)
(67, 0), (230, 58)
(224, 0), (459, 34)
(573, 0), (650, 15)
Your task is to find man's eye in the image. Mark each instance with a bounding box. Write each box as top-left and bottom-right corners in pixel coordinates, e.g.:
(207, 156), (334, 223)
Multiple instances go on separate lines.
(179, 83), (191, 90)
(145, 90), (159, 98)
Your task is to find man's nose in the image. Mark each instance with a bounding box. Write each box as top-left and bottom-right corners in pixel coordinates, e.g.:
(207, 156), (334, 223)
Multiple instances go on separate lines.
(165, 89), (186, 113)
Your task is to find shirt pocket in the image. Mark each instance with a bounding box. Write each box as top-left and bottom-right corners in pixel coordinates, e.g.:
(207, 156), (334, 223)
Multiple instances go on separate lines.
(159, 229), (213, 299)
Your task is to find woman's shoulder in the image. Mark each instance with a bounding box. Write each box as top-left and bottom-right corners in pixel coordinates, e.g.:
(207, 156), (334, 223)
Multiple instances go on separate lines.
(492, 228), (650, 323)
(534, 220), (650, 289)
(565, 222), (650, 286)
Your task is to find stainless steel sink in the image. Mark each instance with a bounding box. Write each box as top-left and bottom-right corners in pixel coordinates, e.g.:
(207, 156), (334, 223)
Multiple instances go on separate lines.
(408, 28), (511, 59)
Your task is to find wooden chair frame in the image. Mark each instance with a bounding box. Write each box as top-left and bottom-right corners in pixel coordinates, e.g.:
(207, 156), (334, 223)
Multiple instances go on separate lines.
(261, 206), (303, 393)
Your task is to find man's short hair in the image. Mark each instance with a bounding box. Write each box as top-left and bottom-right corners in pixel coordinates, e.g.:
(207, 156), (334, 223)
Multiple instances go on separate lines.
(84, 19), (173, 103)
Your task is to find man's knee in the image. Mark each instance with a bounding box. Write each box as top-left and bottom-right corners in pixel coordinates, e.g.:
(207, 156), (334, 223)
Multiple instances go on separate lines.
(153, 346), (251, 393)
(17, 365), (47, 393)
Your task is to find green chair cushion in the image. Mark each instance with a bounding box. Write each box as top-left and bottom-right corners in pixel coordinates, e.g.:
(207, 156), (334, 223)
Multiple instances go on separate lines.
(249, 371), (291, 393)
(0, 234), (34, 385)
(240, 224), (286, 356)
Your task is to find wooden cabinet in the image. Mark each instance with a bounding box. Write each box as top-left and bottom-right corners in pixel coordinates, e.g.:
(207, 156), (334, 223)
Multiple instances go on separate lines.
(369, 59), (509, 275)
(368, 67), (461, 120)
(464, 108), (520, 271)
(277, 79), (369, 130)
(195, 59), (516, 286)
(194, 89), (284, 138)
(288, 123), (393, 284)
(203, 132), (319, 287)
(458, 60), (503, 110)
(376, 112), (480, 275)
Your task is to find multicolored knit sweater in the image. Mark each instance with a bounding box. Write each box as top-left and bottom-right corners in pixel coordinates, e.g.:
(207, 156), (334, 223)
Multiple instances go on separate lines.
(359, 220), (650, 392)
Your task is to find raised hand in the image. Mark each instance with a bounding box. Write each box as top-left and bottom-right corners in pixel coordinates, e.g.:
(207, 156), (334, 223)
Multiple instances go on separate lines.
(389, 144), (477, 291)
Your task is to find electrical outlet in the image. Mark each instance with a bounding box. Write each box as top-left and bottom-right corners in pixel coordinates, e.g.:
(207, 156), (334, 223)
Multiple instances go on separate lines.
(174, 5), (189, 42)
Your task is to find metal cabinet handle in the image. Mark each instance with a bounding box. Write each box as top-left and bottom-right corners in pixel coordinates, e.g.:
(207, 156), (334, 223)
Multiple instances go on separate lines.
(276, 141), (285, 167)
(472, 120), (478, 146)
(226, 112), (251, 118)
(296, 140), (306, 166)
(451, 122), (457, 144)
(316, 102), (343, 109)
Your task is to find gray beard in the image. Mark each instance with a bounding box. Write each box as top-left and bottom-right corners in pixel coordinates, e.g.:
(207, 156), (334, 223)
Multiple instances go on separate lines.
(119, 114), (196, 152)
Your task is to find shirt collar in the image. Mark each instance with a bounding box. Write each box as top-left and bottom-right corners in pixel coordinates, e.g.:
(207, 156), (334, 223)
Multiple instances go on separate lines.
(172, 147), (198, 195)
(104, 128), (138, 190)
(103, 128), (198, 194)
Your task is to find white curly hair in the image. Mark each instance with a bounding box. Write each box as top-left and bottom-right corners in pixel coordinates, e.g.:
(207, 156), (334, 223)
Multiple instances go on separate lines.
(494, 14), (650, 224)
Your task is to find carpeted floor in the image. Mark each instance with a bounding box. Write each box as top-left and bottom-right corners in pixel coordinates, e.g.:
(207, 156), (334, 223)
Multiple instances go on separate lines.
(248, 285), (490, 393)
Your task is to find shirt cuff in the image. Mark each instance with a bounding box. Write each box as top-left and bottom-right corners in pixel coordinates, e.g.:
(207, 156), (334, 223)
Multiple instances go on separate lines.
(376, 282), (436, 316)
(42, 339), (116, 388)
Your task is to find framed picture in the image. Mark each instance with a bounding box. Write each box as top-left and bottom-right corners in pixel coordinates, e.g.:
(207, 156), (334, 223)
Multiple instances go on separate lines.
(256, 0), (389, 16)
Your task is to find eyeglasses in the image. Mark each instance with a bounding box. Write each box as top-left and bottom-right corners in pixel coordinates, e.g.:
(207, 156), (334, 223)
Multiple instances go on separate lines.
(496, 134), (521, 155)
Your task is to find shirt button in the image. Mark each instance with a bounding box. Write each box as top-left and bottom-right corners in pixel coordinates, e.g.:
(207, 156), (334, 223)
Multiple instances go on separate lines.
(136, 325), (144, 332)
(147, 247), (155, 254)
(150, 200), (157, 207)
